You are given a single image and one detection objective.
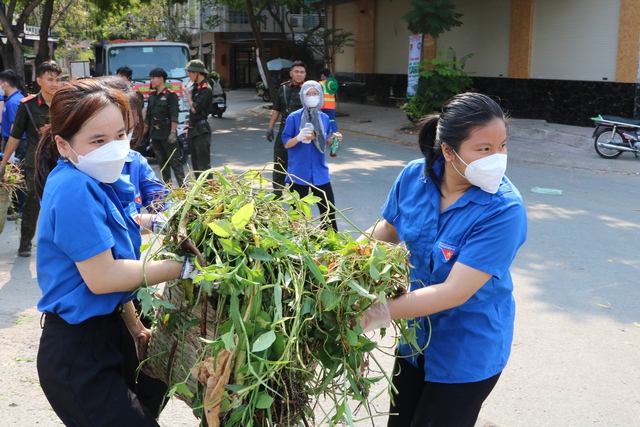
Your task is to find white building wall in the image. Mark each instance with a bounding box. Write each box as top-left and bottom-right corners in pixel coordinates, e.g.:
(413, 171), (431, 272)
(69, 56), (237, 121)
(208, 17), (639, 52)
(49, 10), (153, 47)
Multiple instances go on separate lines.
(374, 0), (414, 74)
(437, 0), (511, 78)
(333, 2), (356, 73)
(531, 0), (620, 81)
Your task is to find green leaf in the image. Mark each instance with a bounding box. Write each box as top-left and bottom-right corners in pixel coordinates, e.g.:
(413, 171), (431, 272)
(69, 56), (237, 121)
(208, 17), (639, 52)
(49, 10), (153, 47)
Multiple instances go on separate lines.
(231, 202), (254, 230)
(255, 392), (274, 409)
(219, 238), (243, 256)
(300, 194), (321, 205)
(247, 247), (274, 262)
(345, 328), (359, 347)
(320, 289), (341, 312)
(347, 279), (375, 300)
(369, 262), (380, 281)
(209, 219), (233, 237)
(252, 330), (276, 352)
(221, 330), (236, 351)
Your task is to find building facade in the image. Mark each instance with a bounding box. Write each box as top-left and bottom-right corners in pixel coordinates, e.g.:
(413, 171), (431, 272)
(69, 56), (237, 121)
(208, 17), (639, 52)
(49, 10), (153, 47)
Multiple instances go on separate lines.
(328, 0), (640, 126)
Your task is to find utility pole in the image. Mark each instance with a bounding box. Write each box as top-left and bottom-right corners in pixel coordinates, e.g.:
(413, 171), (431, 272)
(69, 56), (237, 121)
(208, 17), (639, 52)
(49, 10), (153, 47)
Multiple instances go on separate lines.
(199, 0), (204, 61)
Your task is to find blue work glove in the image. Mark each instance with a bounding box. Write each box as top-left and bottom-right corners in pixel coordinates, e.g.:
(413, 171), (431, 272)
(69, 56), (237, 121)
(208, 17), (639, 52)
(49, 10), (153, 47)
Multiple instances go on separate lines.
(266, 128), (274, 142)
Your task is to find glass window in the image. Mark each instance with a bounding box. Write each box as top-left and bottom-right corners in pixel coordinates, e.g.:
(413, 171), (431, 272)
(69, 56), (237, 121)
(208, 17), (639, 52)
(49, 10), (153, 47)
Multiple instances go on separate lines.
(107, 45), (191, 80)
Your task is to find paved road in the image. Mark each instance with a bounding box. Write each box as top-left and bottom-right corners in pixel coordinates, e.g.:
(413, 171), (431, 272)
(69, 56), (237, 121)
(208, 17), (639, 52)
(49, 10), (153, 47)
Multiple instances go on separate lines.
(0, 89), (638, 426)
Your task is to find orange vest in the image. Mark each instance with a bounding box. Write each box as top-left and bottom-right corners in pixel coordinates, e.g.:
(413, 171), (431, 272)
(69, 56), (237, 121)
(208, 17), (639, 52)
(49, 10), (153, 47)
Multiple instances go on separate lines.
(319, 80), (336, 110)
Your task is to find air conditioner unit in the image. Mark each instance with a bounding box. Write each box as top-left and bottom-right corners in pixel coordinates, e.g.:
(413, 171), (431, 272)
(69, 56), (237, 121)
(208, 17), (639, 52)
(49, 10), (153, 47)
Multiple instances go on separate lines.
(289, 14), (301, 27)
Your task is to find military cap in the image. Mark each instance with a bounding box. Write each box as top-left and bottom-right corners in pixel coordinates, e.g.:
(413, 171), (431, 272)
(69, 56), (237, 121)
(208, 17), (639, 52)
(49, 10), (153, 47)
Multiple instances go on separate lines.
(185, 59), (208, 74)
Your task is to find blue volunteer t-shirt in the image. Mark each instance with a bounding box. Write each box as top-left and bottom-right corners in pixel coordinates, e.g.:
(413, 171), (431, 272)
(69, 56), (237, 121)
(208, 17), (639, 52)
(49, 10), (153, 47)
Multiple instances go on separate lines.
(2, 90), (26, 139)
(37, 159), (143, 324)
(281, 108), (332, 186)
(382, 156), (527, 383)
(121, 150), (168, 213)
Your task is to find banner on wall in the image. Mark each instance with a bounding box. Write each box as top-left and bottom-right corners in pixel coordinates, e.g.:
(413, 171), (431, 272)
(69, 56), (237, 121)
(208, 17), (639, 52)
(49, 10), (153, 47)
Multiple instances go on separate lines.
(256, 48), (268, 87)
(407, 34), (423, 98)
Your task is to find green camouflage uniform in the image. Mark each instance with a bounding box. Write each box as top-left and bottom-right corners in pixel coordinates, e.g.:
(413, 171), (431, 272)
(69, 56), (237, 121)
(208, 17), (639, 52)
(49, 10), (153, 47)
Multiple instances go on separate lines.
(272, 82), (303, 197)
(188, 81), (213, 176)
(10, 93), (50, 254)
(145, 87), (184, 185)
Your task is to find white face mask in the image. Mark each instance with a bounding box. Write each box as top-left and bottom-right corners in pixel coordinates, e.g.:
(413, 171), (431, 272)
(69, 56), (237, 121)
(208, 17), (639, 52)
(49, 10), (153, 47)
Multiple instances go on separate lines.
(67, 139), (130, 183)
(452, 151), (507, 194)
(0, 83), (5, 97)
(305, 95), (320, 108)
(127, 132), (134, 141)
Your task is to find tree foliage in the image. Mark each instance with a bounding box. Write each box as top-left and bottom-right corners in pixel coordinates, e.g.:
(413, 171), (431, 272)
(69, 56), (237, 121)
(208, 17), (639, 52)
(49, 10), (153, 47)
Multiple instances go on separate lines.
(402, 0), (463, 38)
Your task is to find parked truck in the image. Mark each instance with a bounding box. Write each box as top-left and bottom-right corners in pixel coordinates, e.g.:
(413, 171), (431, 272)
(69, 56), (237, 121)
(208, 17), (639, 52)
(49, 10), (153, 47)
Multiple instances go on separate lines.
(93, 39), (192, 123)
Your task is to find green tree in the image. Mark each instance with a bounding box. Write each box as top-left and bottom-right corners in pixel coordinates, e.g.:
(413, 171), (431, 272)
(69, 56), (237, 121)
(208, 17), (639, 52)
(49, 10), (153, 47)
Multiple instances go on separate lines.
(402, 0), (463, 37)
(0, 0), (45, 80)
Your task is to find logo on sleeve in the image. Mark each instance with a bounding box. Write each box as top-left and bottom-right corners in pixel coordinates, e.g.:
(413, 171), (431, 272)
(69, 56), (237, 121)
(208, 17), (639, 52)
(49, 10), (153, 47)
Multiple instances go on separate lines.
(135, 194), (142, 205)
(438, 242), (456, 261)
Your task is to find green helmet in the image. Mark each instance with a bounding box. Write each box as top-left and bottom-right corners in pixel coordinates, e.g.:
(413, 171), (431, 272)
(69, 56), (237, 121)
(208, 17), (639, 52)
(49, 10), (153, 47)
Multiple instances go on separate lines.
(184, 59), (208, 74)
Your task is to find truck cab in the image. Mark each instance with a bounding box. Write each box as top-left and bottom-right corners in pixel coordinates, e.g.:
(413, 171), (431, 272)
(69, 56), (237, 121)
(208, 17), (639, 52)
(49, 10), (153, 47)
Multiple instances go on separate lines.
(94, 40), (192, 123)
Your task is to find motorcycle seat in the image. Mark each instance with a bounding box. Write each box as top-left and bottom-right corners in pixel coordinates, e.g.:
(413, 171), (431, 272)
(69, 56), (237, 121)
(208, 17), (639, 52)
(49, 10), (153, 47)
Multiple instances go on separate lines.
(599, 115), (640, 126)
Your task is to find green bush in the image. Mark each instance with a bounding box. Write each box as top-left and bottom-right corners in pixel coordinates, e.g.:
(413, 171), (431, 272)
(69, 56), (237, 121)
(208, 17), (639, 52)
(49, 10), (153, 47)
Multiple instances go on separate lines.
(402, 48), (474, 122)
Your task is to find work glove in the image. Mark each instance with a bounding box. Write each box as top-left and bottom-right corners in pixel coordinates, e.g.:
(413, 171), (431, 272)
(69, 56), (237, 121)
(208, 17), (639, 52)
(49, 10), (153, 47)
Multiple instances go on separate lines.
(266, 128), (274, 142)
(181, 255), (199, 280)
(151, 213), (168, 234)
(296, 127), (314, 143)
(360, 300), (391, 333)
(167, 132), (178, 145)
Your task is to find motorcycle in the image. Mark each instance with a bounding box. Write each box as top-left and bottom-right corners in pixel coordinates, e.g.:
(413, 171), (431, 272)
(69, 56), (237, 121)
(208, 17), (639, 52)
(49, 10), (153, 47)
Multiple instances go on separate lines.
(211, 94), (227, 118)
(592, 114), (640, 159)
(256, 82), (271, 102)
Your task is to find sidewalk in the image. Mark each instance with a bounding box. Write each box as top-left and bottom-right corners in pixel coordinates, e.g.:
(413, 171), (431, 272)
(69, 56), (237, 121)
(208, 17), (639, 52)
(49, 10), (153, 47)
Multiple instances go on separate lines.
(250, 99), (640, 175)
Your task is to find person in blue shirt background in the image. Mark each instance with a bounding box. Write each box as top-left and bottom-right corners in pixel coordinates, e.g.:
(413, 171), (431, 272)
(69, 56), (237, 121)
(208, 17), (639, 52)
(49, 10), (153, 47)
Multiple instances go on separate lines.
(0, 69), (27, 219)
(100, 75), (168, 213)
(359, 93), (527, 427)
(282, 80), (342, 231)
(33, 79), (198, 426)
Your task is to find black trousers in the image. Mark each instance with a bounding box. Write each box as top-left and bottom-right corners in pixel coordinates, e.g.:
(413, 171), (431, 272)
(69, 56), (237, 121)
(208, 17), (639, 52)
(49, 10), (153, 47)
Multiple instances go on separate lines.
(290, 182), (338, 231)
(38, 309), (167, 427)
(272, 126), (288, 199)
(388, 355), (501, 427)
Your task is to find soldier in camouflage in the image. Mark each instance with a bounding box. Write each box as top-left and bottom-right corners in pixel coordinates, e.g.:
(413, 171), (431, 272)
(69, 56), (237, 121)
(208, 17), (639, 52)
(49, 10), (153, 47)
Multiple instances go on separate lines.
(184, 60), (213, 178)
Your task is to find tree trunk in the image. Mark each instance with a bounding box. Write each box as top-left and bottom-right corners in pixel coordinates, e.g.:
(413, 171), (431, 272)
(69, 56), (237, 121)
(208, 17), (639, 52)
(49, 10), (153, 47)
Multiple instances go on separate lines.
(245, 0), (275, 100)
(36, 0), (55, 69)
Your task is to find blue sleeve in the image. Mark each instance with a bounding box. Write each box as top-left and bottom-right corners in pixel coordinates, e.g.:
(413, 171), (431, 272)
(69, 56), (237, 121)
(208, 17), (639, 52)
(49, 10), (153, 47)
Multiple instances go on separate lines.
(6, 100), (19, 126)
(137, 155), (168, 212)
(457, 195), (527, 279)
(51, 179), (115, 263)
(282, 110), (301, 145)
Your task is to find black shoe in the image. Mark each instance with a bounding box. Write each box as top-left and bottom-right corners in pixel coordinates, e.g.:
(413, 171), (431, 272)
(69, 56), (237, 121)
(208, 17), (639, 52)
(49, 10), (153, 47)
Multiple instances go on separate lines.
(18, 244), (31, 257)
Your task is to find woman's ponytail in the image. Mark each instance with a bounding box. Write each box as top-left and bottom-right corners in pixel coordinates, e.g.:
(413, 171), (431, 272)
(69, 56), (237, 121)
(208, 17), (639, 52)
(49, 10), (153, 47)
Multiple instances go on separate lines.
(417, 114), (442, 188)
(34, 124), (59, 199)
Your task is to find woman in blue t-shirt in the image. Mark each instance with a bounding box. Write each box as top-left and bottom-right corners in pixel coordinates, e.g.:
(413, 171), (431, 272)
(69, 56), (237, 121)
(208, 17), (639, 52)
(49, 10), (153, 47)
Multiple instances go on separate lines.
(360, 93), (528, 427)
(33, 79), (197, 426)
(281, 80), (342, 231)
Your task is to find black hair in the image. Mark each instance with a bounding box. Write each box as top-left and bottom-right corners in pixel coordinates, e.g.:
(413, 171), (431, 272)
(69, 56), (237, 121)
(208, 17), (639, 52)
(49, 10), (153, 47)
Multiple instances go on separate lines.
(0, 69), (27, 96)
(419, 92), (507, 192)
(116, 66), (133, 80)
(319, 68), (331, 78)
(36, 61), (62, 78)
(149, 68), (168, 82)
(291, 60), (306, 70)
